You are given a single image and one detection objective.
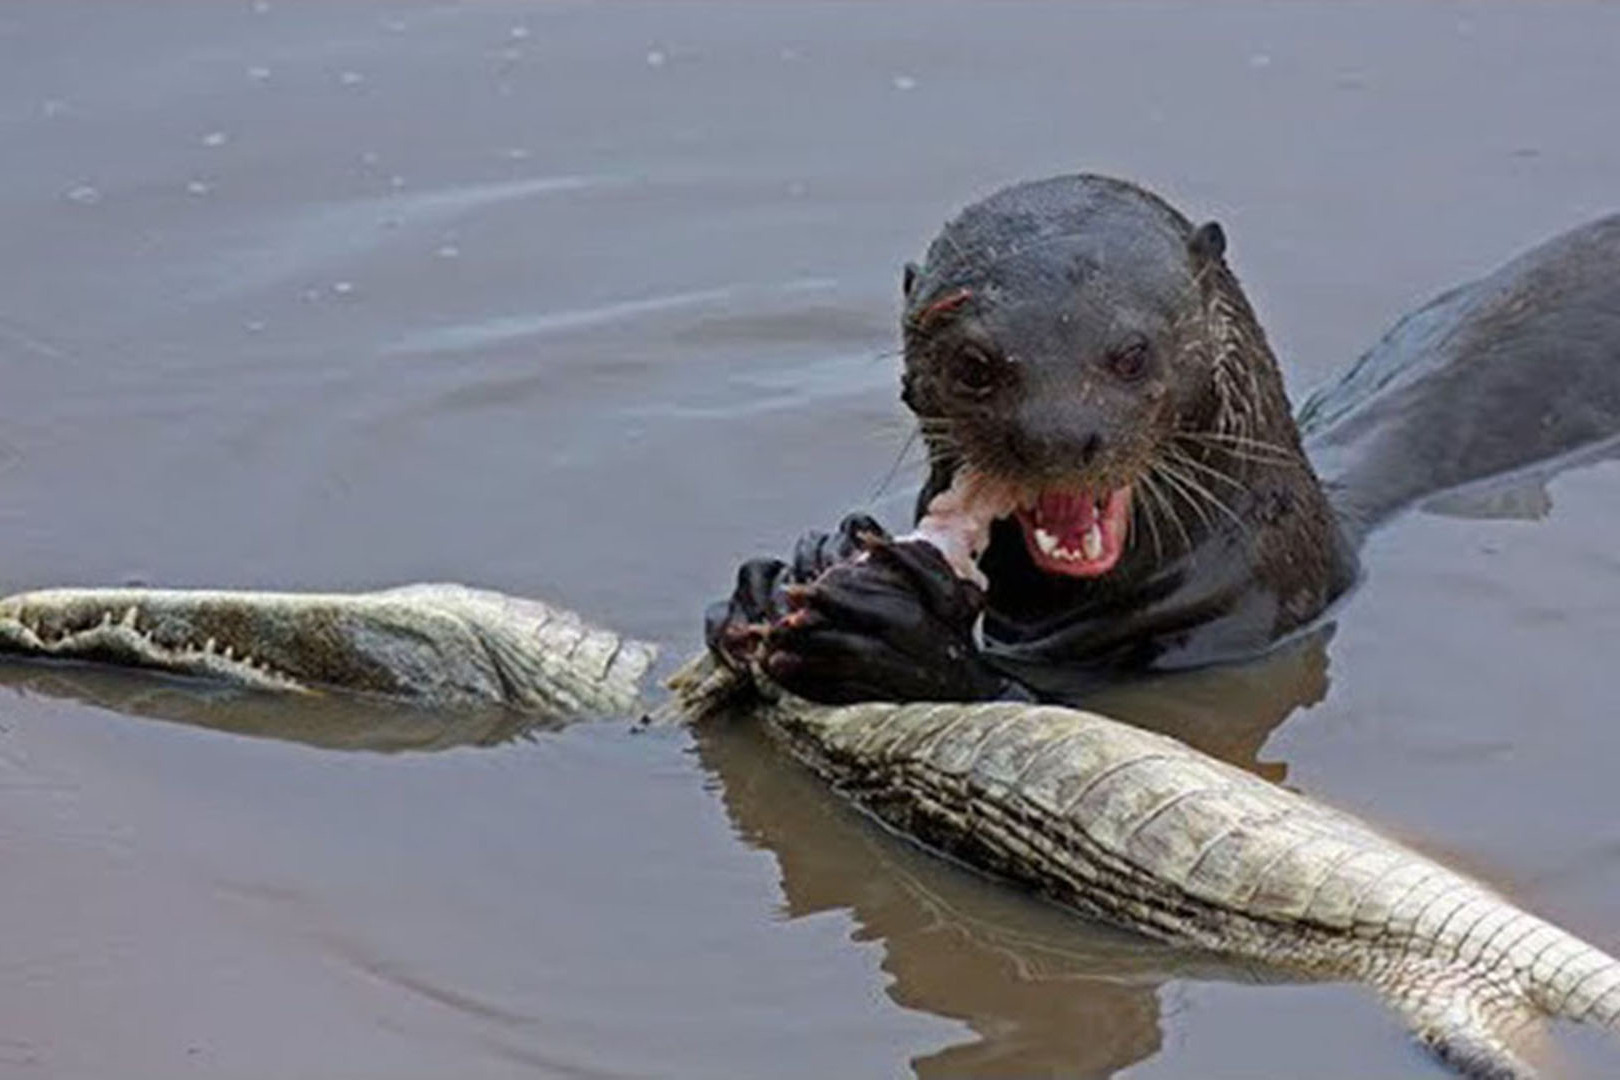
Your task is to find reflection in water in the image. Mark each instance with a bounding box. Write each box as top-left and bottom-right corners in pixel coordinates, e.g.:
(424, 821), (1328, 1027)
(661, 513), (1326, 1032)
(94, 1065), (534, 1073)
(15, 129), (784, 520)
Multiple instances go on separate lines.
(0, 628), (1336, 1077)
(694, 628), (1338, 1078)
(1082, 624), (1336, 785)
(0, 659), (538, 753)
(1420, 434), (1620, 524)
(697, 711), (1175, 1078)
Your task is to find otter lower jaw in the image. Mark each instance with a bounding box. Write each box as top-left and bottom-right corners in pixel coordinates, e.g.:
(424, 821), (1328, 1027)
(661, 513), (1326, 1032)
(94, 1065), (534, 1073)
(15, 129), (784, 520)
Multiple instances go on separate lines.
(1015, 486), (1132, 577)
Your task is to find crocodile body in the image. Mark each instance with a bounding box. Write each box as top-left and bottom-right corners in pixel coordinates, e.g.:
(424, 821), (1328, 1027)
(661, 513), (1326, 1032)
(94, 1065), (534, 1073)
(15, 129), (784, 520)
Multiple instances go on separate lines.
(672, 653), (1620, 1079)
(1, 583), (1615, 1077)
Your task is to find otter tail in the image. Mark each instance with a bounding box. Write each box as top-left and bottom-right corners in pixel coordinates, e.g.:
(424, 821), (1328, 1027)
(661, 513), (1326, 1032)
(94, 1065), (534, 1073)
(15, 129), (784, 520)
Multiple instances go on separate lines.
(1298, 214), (1620, 543)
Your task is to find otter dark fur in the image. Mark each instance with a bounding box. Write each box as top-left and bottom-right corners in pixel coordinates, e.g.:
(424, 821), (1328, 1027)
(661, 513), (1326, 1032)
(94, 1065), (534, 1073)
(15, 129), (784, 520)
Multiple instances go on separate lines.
(708, 175), (1620, 705)
(902, 176), (1356, 694)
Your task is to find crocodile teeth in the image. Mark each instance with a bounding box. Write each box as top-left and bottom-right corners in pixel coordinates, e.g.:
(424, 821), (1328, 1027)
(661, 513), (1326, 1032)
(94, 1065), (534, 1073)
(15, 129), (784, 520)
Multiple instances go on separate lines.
(120, 605), (139, 629)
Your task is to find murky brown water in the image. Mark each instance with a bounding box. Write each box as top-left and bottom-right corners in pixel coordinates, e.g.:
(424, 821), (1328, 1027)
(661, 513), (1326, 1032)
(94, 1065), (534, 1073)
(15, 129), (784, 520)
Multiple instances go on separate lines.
(3, 3), (1620, 1077)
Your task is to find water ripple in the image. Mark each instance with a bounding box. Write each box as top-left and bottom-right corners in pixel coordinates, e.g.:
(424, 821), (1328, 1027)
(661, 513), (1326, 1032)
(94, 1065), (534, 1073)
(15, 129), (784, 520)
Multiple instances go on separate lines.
(200, 174), (621, 300)
(386, 277), (838, 355)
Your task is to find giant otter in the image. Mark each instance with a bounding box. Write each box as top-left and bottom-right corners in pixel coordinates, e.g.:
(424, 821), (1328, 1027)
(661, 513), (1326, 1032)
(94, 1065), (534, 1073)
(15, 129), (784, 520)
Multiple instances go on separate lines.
(707, 174), (1620, 704)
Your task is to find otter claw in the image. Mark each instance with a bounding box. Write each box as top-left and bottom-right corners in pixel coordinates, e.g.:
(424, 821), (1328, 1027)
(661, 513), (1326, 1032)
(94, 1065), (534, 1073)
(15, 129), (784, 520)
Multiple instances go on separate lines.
(778, 608), (815, 631)
(782, 584), (815, 609)
(852, 527), (887, 551)
(720, 622), (766, 654)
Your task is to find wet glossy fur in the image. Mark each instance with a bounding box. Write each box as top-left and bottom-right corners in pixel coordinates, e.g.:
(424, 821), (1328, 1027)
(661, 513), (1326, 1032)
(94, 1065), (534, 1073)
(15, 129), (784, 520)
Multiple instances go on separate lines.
(904, 176), (1356, 691)
(902, 178), (1620, 700)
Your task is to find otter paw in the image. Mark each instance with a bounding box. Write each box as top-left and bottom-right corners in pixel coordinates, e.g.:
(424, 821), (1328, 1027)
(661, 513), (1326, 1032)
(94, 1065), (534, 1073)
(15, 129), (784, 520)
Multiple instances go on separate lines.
(704, 515), (893, 673)
(759, 541), (1001, 704)
(704, 557), (788, 671)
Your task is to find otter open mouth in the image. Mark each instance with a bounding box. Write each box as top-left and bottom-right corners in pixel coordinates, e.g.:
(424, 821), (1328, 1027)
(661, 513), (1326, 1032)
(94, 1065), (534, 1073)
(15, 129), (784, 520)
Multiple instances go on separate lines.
(1015, 487), (1132, 577)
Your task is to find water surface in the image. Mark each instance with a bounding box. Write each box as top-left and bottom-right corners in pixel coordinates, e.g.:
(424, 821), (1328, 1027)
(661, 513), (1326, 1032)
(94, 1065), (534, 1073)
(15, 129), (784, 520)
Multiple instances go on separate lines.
(3, 3), (1619, 1077)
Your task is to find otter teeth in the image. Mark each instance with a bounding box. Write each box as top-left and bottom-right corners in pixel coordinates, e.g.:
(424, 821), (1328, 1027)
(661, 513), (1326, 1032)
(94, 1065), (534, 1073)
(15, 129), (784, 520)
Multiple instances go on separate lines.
(1034, 524), (1106, 562)
(1082, 523), (1104, 561)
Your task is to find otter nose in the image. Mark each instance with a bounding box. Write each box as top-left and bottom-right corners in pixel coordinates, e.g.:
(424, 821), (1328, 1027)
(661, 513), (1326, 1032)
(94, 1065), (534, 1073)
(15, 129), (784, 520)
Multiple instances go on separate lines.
(1008, 404), (1104, 469)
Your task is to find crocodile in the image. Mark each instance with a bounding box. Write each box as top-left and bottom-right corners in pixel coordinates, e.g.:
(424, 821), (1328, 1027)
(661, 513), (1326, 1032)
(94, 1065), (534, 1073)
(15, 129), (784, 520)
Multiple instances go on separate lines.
(1, 582), (1616, 1077)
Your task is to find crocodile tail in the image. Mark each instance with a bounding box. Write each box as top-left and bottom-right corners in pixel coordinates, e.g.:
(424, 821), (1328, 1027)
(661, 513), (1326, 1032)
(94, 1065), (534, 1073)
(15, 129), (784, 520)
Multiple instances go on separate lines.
(1379, 910), (1620, 1079)
(1520, 919), (1620, 1030)
(1383, 960), (1544, 1080)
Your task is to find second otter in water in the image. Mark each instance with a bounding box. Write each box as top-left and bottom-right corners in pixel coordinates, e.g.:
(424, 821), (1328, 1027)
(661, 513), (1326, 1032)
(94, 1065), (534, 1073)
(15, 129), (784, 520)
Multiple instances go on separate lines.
(707, 174), (1620, 703)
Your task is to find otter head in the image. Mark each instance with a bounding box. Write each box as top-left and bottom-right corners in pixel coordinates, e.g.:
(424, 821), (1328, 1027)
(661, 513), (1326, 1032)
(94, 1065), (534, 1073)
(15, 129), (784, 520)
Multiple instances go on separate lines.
(901, 174), (1249, 579)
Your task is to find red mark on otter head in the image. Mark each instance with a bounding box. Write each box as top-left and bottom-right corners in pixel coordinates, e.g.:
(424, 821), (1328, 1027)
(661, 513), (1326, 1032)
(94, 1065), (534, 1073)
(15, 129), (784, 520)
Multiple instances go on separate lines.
(914, 288), (973, 328)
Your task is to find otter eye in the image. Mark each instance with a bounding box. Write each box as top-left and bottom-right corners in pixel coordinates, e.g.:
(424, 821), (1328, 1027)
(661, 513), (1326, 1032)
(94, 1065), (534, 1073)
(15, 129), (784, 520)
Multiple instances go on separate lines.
(1105, 339), (1151, 382)
(952, 345), (1000, 397)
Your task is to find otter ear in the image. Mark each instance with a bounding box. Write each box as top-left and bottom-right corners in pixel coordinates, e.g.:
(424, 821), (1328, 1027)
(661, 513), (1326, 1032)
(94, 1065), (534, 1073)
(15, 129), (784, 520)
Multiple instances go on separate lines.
(1189, 221), (1226, 263)
(903, 261), (920, 299)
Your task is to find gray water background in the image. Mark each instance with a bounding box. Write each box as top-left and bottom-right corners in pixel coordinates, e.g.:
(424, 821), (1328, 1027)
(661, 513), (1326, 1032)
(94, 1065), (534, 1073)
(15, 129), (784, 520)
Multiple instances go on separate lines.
(3, 3), (1619, 1077)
